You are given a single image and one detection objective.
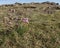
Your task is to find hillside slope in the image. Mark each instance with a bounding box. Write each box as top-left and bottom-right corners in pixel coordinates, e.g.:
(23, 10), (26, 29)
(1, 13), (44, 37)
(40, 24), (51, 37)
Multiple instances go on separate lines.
(0, 2), (60, 48)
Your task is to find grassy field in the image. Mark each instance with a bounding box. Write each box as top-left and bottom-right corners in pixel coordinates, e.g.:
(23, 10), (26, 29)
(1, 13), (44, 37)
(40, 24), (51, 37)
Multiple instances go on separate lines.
(0, 2), (60, 48)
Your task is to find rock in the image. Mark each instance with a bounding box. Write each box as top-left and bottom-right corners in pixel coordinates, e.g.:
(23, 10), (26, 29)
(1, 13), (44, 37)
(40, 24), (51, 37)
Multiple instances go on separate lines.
(42, 1), (50, 4)
(55, 6), (60, 10)
(23, 5), (36, 9)
(43, 6), (55, 14)
(42, 1), (59, 5)
(15, 2), (22, 5)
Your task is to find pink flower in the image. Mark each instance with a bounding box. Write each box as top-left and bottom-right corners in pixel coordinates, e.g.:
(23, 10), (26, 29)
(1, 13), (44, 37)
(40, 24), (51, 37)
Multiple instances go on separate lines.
(21, 18), (29, 23)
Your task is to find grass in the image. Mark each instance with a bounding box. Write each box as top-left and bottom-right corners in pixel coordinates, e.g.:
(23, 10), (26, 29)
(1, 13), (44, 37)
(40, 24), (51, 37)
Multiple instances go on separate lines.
(0, 2), (60, 48)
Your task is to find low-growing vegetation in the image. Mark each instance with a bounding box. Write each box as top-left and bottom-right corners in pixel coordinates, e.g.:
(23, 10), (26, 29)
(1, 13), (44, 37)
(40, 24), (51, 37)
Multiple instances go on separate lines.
(0, 1), (60, 48)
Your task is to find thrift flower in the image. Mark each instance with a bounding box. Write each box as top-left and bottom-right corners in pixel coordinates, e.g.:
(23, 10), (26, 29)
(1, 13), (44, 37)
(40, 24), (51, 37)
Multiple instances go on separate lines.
(21, 18), (29, 23)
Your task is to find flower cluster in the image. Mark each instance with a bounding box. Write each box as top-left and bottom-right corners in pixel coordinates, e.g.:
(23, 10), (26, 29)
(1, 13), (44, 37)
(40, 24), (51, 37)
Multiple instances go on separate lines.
(21, 18), (29, 23)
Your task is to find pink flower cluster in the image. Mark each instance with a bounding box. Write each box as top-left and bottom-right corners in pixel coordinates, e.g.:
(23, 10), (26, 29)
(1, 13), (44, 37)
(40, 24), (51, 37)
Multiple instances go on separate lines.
(21, 18), (29, 23)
